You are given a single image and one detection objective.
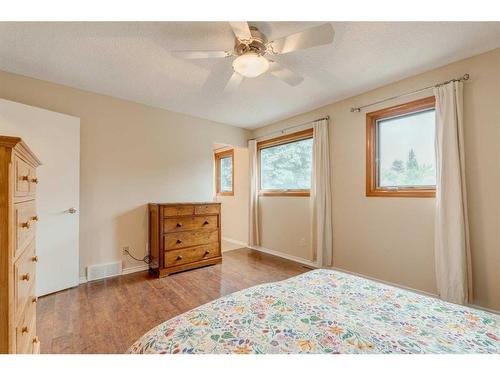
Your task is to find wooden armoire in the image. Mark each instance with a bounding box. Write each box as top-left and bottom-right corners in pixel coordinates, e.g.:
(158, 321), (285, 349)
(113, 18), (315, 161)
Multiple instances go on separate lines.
(0, 136), (41, 354)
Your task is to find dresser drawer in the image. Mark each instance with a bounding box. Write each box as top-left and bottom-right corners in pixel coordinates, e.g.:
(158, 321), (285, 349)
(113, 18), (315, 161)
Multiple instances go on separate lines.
(14, 200), (37, 259)
(163, 215), (218, 233)
(14, 155), (37, 198)
(163, 205), (194, 217)
(165, 243), (220, 267)
(15, 294), (36, 354)
(194, 204), (220, 215)
(164, 229), (218, 250)
(13, 240), (37, 321)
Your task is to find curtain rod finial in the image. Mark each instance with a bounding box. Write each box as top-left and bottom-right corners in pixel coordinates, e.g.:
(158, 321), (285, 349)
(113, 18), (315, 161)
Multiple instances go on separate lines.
(463, 73), (470, 81)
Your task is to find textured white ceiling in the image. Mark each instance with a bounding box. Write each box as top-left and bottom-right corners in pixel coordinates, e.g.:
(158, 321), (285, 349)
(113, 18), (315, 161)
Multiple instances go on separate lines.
(1, 22), (500, 128)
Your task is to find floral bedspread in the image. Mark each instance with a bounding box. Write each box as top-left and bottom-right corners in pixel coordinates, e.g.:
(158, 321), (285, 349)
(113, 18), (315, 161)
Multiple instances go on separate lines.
(128, 269), (499, 354)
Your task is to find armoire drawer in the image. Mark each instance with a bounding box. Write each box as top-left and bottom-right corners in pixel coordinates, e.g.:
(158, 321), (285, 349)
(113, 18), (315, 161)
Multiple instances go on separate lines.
(14, 155), (37, 198)
(13, 240), (37, 321)
(163, 215), (218, 233)
(15, 294), (36, 354)
(164, 229), (218, 250)
(165, 243), (220, 267)
(14, 200), (37, 259)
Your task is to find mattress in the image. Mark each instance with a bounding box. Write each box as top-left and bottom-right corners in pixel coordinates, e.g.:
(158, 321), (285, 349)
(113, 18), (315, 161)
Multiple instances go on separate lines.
(128, 269), (499, 354)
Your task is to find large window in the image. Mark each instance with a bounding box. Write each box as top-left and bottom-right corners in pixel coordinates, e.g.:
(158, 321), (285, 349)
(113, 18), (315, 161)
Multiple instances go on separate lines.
(366, 97), (436, 197)
(257, 128), (313, 196)
(215, 149), (234, 196)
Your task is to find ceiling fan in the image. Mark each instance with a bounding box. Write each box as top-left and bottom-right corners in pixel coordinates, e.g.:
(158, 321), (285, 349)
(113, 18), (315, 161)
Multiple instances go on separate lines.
(171, 22), (335, 92)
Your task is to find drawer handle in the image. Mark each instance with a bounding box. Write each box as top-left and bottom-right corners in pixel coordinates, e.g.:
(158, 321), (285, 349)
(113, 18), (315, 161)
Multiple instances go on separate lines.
(176, 223), (183, 227)
(33, 336), (40, 344)
(30, 177), (38, 184)
(22, 273), (30, 281)
(21, 175), (30, 181)
(21, 326), (29, 334)
(32, 255), (39, 263)
(31, 215), (39, 221)
(176, 255), (183, 260)
(203, 221), (209, 225)
(176, 239), (182, 244)
(21, 221), (31, 229)
(32, 297), (38, 304)
(204, 250), (210, 255)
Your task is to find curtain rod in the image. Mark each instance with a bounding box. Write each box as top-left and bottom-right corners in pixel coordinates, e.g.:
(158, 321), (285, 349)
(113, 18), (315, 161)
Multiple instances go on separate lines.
(350, 74), (470, 113)
(249, 116), (329, 141)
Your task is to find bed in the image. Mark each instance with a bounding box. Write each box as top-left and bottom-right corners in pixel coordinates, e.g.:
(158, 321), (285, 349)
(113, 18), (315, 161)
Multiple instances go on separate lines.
(128, 269), (499, 354)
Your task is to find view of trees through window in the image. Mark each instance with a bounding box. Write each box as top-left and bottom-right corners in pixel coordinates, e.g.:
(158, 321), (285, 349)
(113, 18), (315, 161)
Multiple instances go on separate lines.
(219, 156), (232, 191)
(377, 109), (436, 187)
(260, 138), (313, 190)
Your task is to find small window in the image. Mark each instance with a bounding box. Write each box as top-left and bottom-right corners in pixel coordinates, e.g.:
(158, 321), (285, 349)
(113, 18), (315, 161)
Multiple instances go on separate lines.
(257, 128), (313, 196)
(366, 97), (436, 197)
(215, 149), (234, 196)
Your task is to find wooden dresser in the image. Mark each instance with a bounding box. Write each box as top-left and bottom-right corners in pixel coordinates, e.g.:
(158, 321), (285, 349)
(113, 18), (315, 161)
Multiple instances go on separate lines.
(148, 202), (222, 277)
(0, 136), (41, 354)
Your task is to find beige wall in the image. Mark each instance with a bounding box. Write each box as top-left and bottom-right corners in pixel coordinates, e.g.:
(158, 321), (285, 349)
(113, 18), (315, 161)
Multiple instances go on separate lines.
(215, 146), (249, 248)
(0, 70), (250, 277)
(251, 48), (500, 310)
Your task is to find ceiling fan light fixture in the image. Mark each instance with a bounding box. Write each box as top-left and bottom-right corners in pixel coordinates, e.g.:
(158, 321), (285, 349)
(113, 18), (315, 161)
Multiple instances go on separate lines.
(232, 52), (269, 78)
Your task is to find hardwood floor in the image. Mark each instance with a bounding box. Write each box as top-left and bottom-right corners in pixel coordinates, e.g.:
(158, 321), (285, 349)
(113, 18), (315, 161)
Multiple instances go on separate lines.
(37, 248), (310, 353)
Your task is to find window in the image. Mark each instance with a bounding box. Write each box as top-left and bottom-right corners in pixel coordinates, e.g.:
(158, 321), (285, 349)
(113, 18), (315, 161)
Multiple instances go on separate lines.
(215, 149), (234, 196)
(366, 96), (436, 197)
(257, 128), (313, 196)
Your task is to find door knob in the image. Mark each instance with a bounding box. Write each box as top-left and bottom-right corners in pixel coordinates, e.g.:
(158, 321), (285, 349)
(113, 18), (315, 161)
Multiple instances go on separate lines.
(68, 207), (77, 214)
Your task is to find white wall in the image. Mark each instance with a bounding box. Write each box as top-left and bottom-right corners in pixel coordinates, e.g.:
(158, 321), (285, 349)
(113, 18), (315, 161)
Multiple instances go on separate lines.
(251, 48), (500, 311)
(0, 70), (250, 277)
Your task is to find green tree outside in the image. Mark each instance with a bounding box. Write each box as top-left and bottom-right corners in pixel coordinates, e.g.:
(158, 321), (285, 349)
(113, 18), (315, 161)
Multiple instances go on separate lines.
(380, 148), (436, 187)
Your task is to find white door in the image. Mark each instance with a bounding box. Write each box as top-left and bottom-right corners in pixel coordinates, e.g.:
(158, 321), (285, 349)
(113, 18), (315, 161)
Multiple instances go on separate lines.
(0, 99), (80, 296)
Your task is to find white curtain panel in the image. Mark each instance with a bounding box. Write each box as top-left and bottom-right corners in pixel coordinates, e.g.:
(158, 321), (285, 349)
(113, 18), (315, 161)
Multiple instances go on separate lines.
(434, 81), (473, 304)
(311, 119), (333, 267)
(248, 139), (260, 246)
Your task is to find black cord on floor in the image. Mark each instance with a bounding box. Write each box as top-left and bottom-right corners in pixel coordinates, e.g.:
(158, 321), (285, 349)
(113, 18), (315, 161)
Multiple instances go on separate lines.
(123, 248), (152, 264)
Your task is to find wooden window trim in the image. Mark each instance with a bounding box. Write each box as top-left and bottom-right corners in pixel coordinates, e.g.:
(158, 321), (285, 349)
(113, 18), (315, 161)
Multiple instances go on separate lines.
(366, 96), (436, 198)
(257, 128), (313, 197)
(215, 149), (234, 196)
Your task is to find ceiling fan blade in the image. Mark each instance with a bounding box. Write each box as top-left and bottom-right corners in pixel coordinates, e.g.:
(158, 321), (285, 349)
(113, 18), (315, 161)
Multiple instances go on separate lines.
(223, 72), (244, 93)
(229, 22), (252, 40)
(267, 23), (335, 55)
(268, 62), (304, 86)
(171, 50), (230, 59)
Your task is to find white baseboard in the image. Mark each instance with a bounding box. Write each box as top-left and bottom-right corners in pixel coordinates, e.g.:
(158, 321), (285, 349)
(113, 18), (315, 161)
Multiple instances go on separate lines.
(468, 304), (500, 316)
(222, 237), (248, 252)
(330, 266), (500, 315)
(79, 263), (149, 284)
(248, 245), (317, 268)
(122, 264), (149, 275)
(329, 265), (439, 299)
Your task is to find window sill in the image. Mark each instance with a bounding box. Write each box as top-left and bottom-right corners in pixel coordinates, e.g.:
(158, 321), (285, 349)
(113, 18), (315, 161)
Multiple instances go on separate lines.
(217, 192), (234, 197)
(366, 188), (435, 198)
(259, 190), (310, 197)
